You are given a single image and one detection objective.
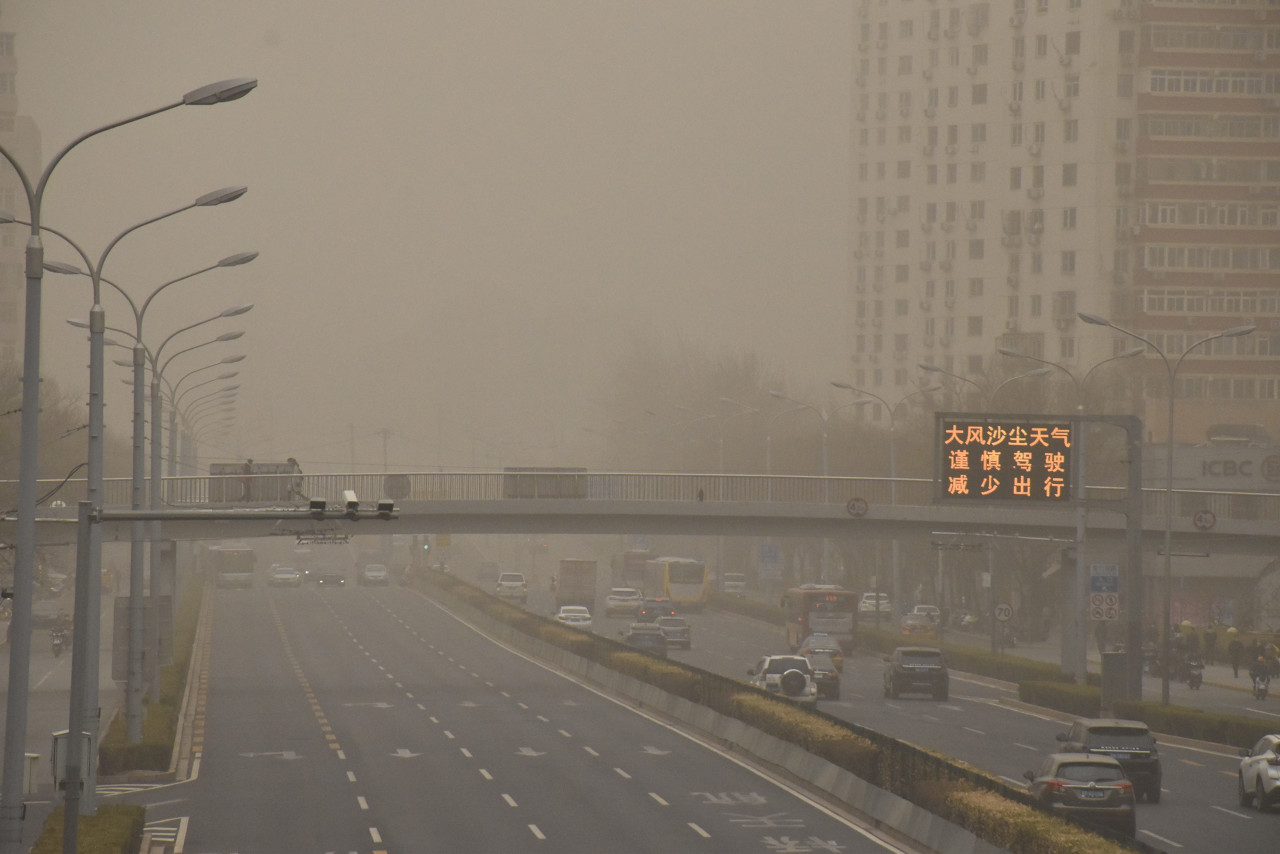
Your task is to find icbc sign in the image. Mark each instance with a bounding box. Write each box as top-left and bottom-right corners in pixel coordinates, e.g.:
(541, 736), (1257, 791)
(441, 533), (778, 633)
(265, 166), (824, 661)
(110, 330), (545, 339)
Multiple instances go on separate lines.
(936, 414), (1074, 503)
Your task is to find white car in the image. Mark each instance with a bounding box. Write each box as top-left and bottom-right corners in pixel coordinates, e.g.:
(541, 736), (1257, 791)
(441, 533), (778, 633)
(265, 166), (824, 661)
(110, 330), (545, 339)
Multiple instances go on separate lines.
(554, 605), (593, 631)
(495, 572), (528, 604)
(1238, 733), (1280, 811)
(604, 587), (644, 617)
(268, 566), (302, 587)
(358, 564), (390, 586)
(859, 592), (892, 614)
(911, 604), (941, 622)
(747, 654), (818, 705)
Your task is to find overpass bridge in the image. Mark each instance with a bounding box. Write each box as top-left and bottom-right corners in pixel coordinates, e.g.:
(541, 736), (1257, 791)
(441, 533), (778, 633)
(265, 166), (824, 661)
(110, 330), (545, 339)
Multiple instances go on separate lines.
(10, 470), (1280, 556)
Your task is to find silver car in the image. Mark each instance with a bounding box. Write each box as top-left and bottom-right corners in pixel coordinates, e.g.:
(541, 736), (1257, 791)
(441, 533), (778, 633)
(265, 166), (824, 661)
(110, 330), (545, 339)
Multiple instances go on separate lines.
(1238, 733), (1280, 812)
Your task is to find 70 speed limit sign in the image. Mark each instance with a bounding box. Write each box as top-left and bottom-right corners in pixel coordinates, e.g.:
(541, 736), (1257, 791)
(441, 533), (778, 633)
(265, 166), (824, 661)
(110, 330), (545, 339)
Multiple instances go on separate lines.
(994, 602), (1013, 623)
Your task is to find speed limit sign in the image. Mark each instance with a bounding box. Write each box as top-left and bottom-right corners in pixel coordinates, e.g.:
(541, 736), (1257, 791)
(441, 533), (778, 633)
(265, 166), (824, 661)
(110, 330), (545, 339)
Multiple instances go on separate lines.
(994, 602), (1013, 623)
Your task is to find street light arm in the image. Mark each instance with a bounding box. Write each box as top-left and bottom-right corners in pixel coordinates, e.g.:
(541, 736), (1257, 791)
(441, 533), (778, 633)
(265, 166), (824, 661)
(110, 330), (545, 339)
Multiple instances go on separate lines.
(157, 327), (246, 379)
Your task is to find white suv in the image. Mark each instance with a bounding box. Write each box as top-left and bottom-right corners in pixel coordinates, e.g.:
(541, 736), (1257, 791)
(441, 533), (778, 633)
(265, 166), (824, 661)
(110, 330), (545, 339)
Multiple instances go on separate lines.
(605, 587), (644, 617)
(747, 655), (818, 705)
(495, 572), (528, 604)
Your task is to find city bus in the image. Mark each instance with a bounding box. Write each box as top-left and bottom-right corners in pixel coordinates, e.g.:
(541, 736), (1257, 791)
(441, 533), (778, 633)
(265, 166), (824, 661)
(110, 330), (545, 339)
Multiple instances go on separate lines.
(642, 557), (709, 611)
(207, 542), (258, 588)
(780, 584), (858, 652)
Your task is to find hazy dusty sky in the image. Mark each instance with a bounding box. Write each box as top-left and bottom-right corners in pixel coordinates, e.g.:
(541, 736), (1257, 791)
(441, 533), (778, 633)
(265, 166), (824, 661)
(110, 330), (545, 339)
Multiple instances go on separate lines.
(7, 1), (850, 473)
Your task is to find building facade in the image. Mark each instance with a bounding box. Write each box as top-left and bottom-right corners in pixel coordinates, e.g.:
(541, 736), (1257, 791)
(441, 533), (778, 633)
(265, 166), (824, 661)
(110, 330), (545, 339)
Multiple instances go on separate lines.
(847, 0), (1279, 445)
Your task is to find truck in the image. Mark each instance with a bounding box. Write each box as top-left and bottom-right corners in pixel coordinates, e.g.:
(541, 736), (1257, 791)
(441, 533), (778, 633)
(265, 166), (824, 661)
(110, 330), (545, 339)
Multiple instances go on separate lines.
(609, 549), (653, 589)
(555, 559), (597, 610)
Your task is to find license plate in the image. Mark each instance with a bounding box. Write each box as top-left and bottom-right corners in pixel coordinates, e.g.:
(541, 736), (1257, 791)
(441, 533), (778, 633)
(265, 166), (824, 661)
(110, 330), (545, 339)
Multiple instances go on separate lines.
(1078, 790), (1107, 799)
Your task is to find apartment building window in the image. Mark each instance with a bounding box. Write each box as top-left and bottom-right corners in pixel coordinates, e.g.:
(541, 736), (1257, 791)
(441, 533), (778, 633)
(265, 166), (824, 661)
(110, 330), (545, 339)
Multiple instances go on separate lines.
(1059, 337), (1076, 360)
(948, 87), (959, 108)
(1063, 207), (1077, 229)
(896, 264), (910, 282)
(1062, 250), (1076, 274)
(971, 123), (987, 144)
(947, 124), (959, 146)
(1064, 119), (1078, 142)
(898, 125), (912, 144)
(968, 239), (985, 260)
(895, 299), (908, 316)
(924, 279), (937, 298)
(877, 127), (887, 145)
(899, 20), (913, 39)
(1012, 79), (1024, 101)
(896, 230), (910, 248)
(876, 162), (886, 180)
(1032, 164), (1044, 188)
(925, 202), (937, 223)
(894, 334), (909, 352)
(969, 277), (984, 297)
(1065, 32), (1080, 56)
(967, 316), (984, 338)
(970, 201), (985, 220)
(878, 56), (888, 75)
(1035, 79), (1047, 101)
(898, 160), (911, 179)
(0, 75), (14, 96)
(971, 161), (986, 182)
(927, 125), (939, 146)
(859, 128), (870, 146)
(1119, 29), (1135, 55)
(1011, 123), (1023, 146)
(1062, 163), (1077, 187)
(1030, 294), (1042, 317)
(928, 164), (939, 185)
(1036, 0), (1049, 15)
(1010, 166), (1022, 190)
(1116, 117), (1132, 142)
(1031, 252), (1043, 274)
(972, 83), (987, 105)
(972, 44), (988, 66)
(967, 355), (984, 374)
(0, 35), (14, 57)
(1065, 75), (1079, 98)
(947, 163), (958, 184)
(1036, 35), (1048, 57)
(1033, 121), (1046, 143)
(899, 55), (913, 75)
(1014, 35), (1025, 59)
(945, 278), (957, 298)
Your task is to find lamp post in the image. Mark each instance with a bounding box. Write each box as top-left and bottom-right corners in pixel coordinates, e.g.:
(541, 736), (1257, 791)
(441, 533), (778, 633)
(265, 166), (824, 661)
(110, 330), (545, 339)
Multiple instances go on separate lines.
(918, 362), (987, 407)
(34, 187), (246, 815)
(830, 383), (941, 619)
(0, 77), (256, 852)
(105, 254), (256, 739)
(1078, 312), (1255, 703)
(168, 356), (245, 477)
(998, 345), (1146, 682)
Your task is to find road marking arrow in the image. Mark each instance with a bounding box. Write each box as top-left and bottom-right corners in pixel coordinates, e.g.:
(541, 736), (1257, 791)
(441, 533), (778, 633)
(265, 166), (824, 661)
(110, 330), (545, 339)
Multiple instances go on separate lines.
(516, 747), (545, 757)
(239, 751), (302, 760)
(391, 748), (421, 759)
(458, 700), (479, 707)
(344, 701), (394, 708)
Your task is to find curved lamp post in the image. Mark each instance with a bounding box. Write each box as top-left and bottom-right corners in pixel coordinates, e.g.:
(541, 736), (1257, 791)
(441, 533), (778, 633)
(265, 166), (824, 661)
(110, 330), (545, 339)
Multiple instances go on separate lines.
(997, 345), (1147, 681)
(829, 384), (942, 624)
(27, 184), (245, 815)
(0, 77), (255, 852)
(101, 255), (255, 741)
(918, 362), (987, 407)
(1078, 312), (1255, 703)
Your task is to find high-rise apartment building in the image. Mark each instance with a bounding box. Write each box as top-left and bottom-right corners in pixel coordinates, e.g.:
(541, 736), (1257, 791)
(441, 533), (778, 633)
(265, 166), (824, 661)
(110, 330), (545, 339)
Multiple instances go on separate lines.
(0, 12), (41, 365)
(847, 0), (1278, 445)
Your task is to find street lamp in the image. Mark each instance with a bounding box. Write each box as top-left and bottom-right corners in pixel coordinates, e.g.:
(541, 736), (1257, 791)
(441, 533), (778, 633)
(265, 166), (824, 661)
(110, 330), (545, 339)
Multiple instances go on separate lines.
(168, 355), (245, 477)
(997, 345), (1146, 681)
(29, 185), (246, 814)
(768, 391), (842, 583)
(918, 362), (987, 406)
(1078, 312), (1255, 703)
(0, 77), (256, 852)
(106, 256), (256, 740)
(830, 383), (941, 621)
(989, 367), (1054, 407)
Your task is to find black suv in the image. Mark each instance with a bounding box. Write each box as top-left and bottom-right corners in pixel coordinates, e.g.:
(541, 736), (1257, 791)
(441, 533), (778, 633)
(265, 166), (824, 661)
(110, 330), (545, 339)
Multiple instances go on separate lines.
(636, 598), (677, 622)
(883, 646), (949, 700)
(1056, 719), (1162, 803)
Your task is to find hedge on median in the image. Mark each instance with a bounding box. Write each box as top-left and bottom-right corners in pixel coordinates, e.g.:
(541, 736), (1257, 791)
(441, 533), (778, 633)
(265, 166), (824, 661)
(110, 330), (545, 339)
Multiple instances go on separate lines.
(29, 805), (144, 854)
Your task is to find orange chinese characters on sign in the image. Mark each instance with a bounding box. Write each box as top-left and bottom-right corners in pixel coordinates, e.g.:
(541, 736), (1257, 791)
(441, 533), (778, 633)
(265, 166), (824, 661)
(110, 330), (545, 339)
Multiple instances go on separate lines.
(937, 416), (1073, 502)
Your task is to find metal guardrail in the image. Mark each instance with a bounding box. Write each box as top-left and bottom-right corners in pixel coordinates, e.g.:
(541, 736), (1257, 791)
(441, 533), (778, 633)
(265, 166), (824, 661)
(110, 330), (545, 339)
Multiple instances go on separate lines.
(9, 470), (1280, 528)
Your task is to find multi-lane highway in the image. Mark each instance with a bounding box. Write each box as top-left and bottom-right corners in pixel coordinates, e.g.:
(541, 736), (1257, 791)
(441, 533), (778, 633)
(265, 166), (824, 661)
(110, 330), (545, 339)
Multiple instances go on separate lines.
(128, 584), (924, 853)
(566, 595), (1278, 854)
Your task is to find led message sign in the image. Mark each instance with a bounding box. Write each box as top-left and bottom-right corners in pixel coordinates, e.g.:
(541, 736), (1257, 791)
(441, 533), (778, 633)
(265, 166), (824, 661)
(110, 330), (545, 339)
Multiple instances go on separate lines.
(936, 414), (1075, 502)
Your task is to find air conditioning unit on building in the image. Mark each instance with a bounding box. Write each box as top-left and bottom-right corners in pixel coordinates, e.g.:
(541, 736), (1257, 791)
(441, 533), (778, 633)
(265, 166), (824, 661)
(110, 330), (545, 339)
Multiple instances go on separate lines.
(945, 144), (957, 154)
(941, 220), (953, 232)
(1009, 100), (1021, 114)
(1029, 142), (1041, 156)
(1010, 14), (1025, 28)
(1013, 58), (1025, 72)
(1058, 98), (1072, 112)
(966, 219), (978, 232)
(920, 299), (932, 310)
(1005, 318), (1018, 330)
(967, 65), (979, 76)
(939, 260), (953, 272)
(924, 107), (937, 119)
(1028, 187), (1044, 200)
(1007, 275), (1020, 288)
(944, 297), (956, 308)
(1059, 55), (1073, 68)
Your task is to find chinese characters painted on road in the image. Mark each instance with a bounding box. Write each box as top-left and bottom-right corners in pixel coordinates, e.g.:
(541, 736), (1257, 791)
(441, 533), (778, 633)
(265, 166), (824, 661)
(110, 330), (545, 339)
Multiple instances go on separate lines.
(936, 414), (1075, 502)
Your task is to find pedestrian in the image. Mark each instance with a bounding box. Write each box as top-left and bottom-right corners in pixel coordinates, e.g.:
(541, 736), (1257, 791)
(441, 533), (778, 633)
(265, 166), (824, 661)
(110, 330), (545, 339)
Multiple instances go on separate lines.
(1228, 630), (1245, 677)
(286, 457), (304, 501)
(241, 458), (253, 502)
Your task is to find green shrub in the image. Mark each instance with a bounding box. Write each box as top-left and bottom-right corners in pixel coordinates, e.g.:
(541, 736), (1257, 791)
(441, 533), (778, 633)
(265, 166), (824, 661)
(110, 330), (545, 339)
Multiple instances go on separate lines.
(29, 804), (144, 854)
(1113, 700), (1275, 749)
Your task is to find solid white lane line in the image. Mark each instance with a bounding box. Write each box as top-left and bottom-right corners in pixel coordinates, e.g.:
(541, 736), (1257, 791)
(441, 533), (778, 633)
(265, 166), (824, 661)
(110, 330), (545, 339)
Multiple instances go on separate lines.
(689, 823), (710, 838)
(529, 824), (545, 840)
(502, 793), (518, 807)
(649, 792), (669, 806)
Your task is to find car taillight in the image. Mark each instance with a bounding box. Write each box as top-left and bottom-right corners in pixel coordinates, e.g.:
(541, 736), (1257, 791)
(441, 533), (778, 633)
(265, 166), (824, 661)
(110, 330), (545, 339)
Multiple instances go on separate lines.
(1046, 780), (1067, 793)
(1267, 754), (1280, 767)
(1116, 780), (1133, 792)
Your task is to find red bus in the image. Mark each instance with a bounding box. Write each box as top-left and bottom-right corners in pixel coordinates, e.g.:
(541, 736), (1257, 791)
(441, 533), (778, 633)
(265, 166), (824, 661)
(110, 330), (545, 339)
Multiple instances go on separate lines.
(780, 584), (858, 652)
